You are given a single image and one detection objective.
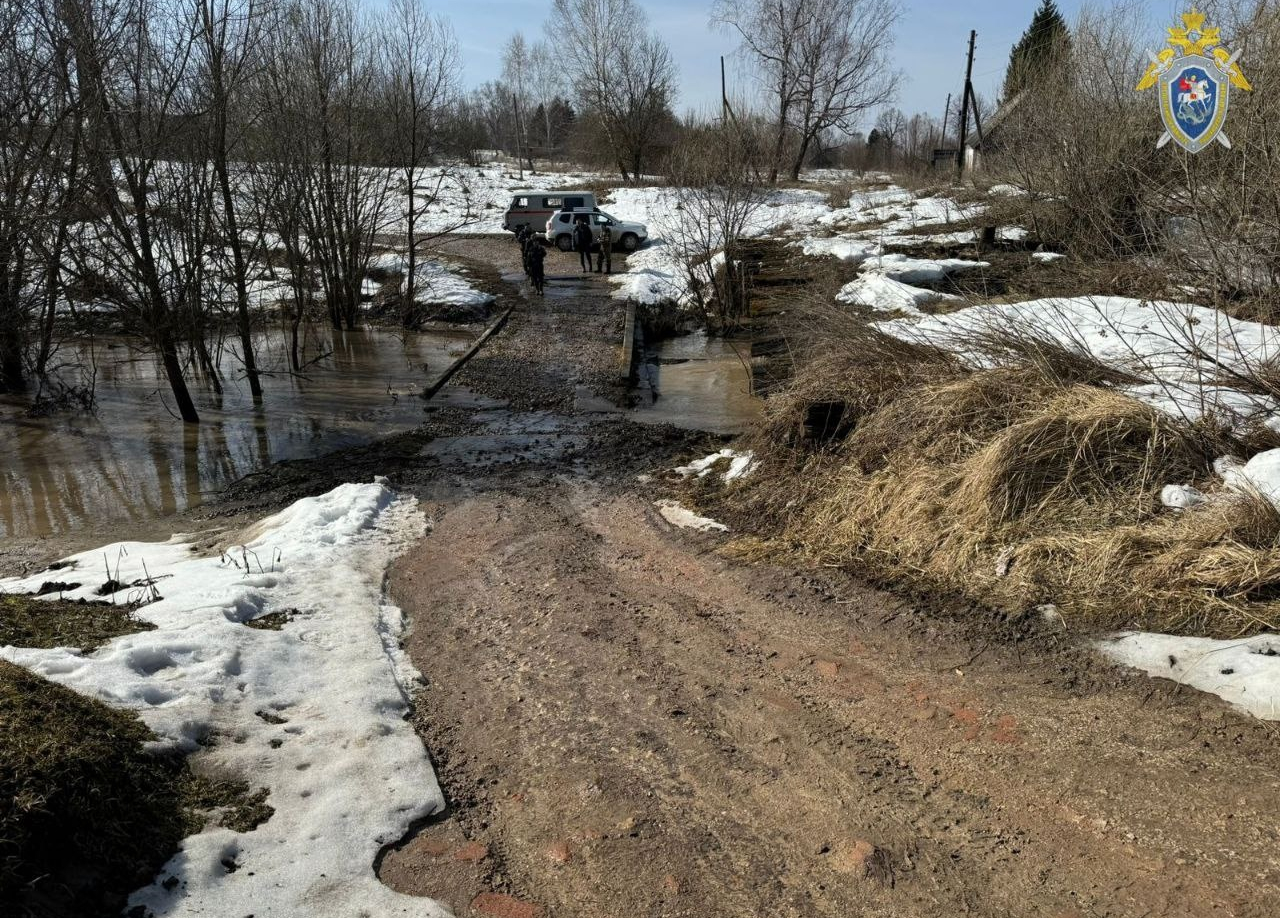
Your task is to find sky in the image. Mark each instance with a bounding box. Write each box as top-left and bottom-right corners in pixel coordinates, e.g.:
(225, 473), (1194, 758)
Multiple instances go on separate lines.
(445, 1), (1186, 125)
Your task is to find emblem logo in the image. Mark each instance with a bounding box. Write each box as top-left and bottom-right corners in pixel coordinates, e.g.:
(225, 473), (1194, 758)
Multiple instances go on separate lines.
(1136, 9), (1252, 153)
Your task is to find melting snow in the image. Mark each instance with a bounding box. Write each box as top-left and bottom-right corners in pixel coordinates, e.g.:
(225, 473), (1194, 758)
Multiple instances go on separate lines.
(655, 499), (729, 533)
(879, 295), (1280, 428)
(837, 273), (961, 315)
(0, 481), (449, 918)
(1100, 632), (1280, 720)
(674, 448), (759, 482)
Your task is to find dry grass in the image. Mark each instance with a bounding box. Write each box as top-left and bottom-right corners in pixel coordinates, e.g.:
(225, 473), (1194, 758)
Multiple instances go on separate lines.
(0, 660), (273, 916)
(0, 593), (154, 652)
(726, 312), (1280, 636)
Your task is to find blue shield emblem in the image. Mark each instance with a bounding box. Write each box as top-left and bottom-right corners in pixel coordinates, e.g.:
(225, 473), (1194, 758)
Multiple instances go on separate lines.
(1159, 54), (1230, 152)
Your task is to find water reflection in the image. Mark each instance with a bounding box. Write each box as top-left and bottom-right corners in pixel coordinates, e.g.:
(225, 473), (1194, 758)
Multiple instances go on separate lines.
(633, 331), (762, 435)
(0, 325), (476, 538)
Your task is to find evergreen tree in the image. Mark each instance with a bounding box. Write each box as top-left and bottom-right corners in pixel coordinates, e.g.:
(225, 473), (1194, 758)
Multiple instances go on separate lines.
(1003, 0), (1070, 99)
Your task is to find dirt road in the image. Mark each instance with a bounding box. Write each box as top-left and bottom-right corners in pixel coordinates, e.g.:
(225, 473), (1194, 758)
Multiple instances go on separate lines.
(377, 242), (1280, 918)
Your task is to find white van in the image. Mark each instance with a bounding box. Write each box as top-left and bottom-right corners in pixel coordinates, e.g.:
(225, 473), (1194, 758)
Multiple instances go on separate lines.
(503, 190), (597, 235)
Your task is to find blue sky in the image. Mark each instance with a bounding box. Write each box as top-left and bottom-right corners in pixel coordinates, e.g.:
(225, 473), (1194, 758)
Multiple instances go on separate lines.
(446, 1), (1181, 122)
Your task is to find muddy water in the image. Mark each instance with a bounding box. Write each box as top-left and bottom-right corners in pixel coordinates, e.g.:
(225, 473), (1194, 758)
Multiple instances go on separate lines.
(0, 325), (476, 539)
(633, 331), (761, 435)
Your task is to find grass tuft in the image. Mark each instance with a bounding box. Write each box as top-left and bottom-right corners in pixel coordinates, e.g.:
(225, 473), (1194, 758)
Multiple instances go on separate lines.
(0, 593), (155, 652)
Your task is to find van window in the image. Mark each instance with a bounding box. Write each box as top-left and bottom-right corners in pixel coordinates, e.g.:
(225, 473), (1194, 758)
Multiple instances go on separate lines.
(563, 196), (585, 209)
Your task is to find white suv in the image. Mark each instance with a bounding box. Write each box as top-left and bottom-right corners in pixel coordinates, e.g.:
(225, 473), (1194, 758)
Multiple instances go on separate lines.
(545, 209), (648, 253)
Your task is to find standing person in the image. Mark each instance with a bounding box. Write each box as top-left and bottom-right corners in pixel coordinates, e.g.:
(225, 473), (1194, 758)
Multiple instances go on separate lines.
(529, 238), (546, 296)
(573, 216), (593, 273)
(520, 227), (533, 278)
(596, 224), (613, 274)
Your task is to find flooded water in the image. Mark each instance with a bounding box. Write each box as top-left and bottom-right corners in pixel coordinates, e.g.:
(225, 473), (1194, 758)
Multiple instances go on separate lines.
(0, 325), (477, 539)
(633, 331), (762, 435)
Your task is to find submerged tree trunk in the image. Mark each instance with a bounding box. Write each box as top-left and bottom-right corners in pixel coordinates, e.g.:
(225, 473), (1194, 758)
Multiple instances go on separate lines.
(157, 332), (200, 423)
(0, 319), (25, 393)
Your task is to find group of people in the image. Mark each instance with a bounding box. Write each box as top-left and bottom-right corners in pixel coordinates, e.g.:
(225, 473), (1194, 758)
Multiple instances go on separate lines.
(575, 217), (613, 275)
(514, 214), (613, 297)
(515, 224), (547, 295)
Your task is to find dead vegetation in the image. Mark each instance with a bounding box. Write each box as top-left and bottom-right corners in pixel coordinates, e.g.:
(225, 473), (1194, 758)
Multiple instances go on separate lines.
(723, 306), (1280, 637)
(0, 593), (155, 652)
(0, 660), (273, 917)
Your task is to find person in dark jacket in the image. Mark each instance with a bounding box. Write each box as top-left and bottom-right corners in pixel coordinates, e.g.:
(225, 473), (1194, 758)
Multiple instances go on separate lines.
(595, 224), (613, 274)
(573, 217), (593, 273)
(521, 228), (535, 277)
(528, 240), (546, 296)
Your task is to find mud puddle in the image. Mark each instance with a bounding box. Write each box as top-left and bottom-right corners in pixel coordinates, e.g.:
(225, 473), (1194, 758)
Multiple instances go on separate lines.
(632, 330), (761, 434)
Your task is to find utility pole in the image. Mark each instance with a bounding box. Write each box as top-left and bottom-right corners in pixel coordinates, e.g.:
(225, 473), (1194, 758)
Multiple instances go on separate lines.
(722, 56), (728, 123)
(956, 30), (976, 183)
(938, 91), (952, 168)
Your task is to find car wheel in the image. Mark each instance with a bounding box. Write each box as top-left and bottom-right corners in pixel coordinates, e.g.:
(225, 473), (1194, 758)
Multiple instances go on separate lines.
(620, 233), (639, 252)
(556, 234), (573, 252)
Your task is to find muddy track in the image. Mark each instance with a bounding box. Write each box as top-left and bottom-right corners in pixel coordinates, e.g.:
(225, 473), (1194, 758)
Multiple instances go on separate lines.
(378, 241), (1280, 918)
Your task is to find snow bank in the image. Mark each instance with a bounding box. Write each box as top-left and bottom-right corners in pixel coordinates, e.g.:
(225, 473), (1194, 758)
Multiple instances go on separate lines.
(407, 260), (494, 308)
(0, 482), (449, 918)
(1033, 251), (1066, 263)
(837, 273), (960, 315)
(863, 253), (989, 284)
(880, 295), (1280, 428)
(1221, 448), (1280, 506)
(1101, 632), (1280, 720)
(367, 252), (494, 308)
(606, 180), (997, 307)
(655, 499), (728, 533)
(799, 236), (880, 263)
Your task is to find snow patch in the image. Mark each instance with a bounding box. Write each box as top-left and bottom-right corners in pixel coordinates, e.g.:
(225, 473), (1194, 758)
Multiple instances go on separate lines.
(880, 295), (1280, 428)
(1221, 448), (1280, 507)
(674, 448), (759, 482)
(0, 481), (449, 918)
(798, 236), (880, 263)
(1100, 632), (1280, 721)
(838, 273), (961, 315)
(655, 499), (729, 533)
(1161, 484), (1207, 509)
(863, 253), (989, 284)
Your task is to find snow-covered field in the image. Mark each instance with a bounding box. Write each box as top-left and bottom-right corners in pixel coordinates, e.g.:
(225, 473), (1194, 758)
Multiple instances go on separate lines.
(881, 294), (1280, 430)
(384, 165), (603, 236)
(1, 481), (450, 917)
(369, 251), (494, 308)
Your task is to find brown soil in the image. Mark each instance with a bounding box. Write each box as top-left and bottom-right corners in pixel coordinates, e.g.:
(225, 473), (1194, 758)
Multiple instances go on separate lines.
(376, 239), (1280, 918)
(384, 482), (1280, 918)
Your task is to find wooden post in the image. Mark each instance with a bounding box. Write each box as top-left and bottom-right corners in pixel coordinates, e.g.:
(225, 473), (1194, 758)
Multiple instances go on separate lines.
(957, 30), (976, 182)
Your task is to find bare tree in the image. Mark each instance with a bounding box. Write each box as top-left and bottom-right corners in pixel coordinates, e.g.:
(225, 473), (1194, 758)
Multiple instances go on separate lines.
(501, 33), (535, 172)
(0, 0), (80, 394)
(549, 0), (678, 182)
(266, 0), (393, 332)
(195, 0), (268, 398)
(59, 0), (212, 423)
(713, 0), (901, 181)
(660, 119), (767, 332)
(380, 0), (461, 316)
